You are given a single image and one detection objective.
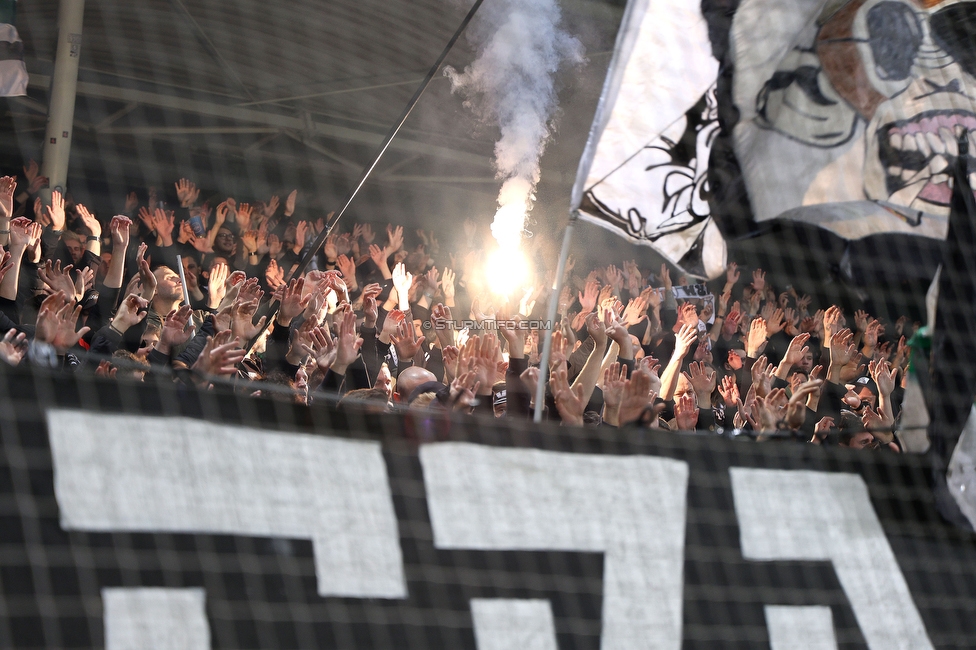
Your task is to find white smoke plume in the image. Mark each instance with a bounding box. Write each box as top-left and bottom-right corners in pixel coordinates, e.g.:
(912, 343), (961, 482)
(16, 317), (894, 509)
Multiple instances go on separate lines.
(445, 0), (584, 251)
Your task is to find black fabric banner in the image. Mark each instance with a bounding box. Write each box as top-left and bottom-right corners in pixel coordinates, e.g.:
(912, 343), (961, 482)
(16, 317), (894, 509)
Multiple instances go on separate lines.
(1, 366), (975, 649)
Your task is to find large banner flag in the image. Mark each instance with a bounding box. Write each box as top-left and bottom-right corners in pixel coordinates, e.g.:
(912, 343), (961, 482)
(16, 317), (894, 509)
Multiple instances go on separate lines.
(0, 21), (27, 97)
(575, 0), (976, 278)
(5, 366), (976, 648)
(570, 0), (727, 280)
(727, 0), (975, 243)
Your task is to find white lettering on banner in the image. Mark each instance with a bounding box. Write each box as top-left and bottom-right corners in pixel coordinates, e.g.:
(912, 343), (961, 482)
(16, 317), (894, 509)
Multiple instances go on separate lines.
(420, 443), (689, 650)
(470, 599), (558, 650)
(730, 468), (934, 650)
(47, 410), (406, 599)
(764, 606), (837, 650)
(103, 588), (209, 650)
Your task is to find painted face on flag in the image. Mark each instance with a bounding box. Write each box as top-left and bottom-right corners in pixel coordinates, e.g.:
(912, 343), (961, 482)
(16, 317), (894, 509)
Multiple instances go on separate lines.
(732, 0), (976, 240)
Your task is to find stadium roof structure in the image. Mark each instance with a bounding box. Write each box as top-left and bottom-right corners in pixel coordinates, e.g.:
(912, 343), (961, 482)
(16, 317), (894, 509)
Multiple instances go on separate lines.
(2, 0), (623, 234)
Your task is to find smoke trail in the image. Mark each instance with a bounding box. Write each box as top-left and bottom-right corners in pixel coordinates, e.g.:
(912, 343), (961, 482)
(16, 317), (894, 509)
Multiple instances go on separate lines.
(445, 0), (584, 251)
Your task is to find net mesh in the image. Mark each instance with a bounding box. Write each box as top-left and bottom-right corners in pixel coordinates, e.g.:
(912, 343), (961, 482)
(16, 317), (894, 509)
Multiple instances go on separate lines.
(1, 0), (976, 647)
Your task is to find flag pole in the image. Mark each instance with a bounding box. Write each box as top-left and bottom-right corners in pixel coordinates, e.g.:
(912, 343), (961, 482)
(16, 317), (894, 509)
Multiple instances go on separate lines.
(41, 0), (86, 197)
(244, 0), (486, 354)
(534, 210), (578, 422)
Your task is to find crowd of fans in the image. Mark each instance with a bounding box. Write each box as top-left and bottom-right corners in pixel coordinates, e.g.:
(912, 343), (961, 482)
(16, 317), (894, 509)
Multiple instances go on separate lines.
(0, 162), (915, 450)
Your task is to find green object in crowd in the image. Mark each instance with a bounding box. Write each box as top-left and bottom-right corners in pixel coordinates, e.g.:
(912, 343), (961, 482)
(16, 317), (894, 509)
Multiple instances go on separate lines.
(0, 0), (15, 26)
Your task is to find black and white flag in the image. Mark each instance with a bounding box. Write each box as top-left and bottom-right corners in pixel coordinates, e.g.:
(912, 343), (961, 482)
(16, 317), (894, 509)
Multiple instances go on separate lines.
(571, 0), (727, 279)
(0, 22), (27, 97)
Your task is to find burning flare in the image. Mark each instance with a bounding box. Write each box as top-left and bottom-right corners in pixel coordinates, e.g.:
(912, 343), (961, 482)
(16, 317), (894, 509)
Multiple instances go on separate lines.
(445, 0), (584, 252)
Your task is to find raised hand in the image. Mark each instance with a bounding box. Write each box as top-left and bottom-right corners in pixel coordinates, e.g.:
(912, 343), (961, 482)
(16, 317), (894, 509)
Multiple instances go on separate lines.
(828, 328), (857, 367)
(674, 323), (698, 360)
(337, 254), (357, 288)
(109, 215), (132, 250)
(391, 316), (425, 360)
(718, 374), (740, 407)
(38, 259), (80, 300)
(8, 216), (32, 250)
(284, 190), (298, 217)
(135, 244), (157, 300)
(158, 305), (194, 354)
(360, 223), (375, 244)
(551, 362), (586, 426)
(47, 190), (66, 231)
(622, 296), (648, 327)
(722, 304), (742, 339)
(302, 324), (338, 372)
(678, 302), (699, 328)
(175, 178), (199, 208)
(727, 349), (744, 370)
(0, 176), (16, 219)
(391, 262), (412, 309)
(726, 262), (740, 286)
(152, 208), (175, 244)
(746, 317), (767, 358)
(863, 319), (884, 351)
(76, 204), (102, 238)
(602, 362), (628, 410)
(36, 292), (90, 353)
(236, 277), (265, 305)
(360, 283), (382, 328)
(674, 393), (700, 431)
(206, 262), (229, 309)
(823, 305), (843, 342)
(776, 332), (810, 378)
(441, 267), (456, 304)
(683, 361), (716, 406)
(265, 258), (285, 291)
(761, 304), (785, 335)
(813, 417), (835, 442)
(869, 358), (896, 396)
(0, 329), (28, 366)
(862, 407), (894, 437)
(618, 368), (657, 426)
(258, 194), (278, 220)
(659, 263), (672, 291)
(111, 294), (150, 333)
(231, 300), (267, 342)
(236, 203), (254, 231)
(750, 355), (775, 398)
(578, 280), (599, 313)
(602, 308), (631, 358)
(368, 243), (388, 269)
(273, 277), (306, 327)
(192, 330), (246, 379)
(333, 309), (364, 373)
(605, 265), (624, 293)
(751, 268), (766, 293)
(385, 224), (404, 253)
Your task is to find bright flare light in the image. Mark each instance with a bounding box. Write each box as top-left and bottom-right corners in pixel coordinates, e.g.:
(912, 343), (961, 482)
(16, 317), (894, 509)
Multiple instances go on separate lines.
(485, 247), (530, 297)
(491, 188), (531, 251)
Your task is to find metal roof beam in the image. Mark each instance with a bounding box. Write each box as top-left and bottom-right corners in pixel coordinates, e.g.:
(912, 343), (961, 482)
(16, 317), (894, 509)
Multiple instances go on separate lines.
(27, 74), (491, 168)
